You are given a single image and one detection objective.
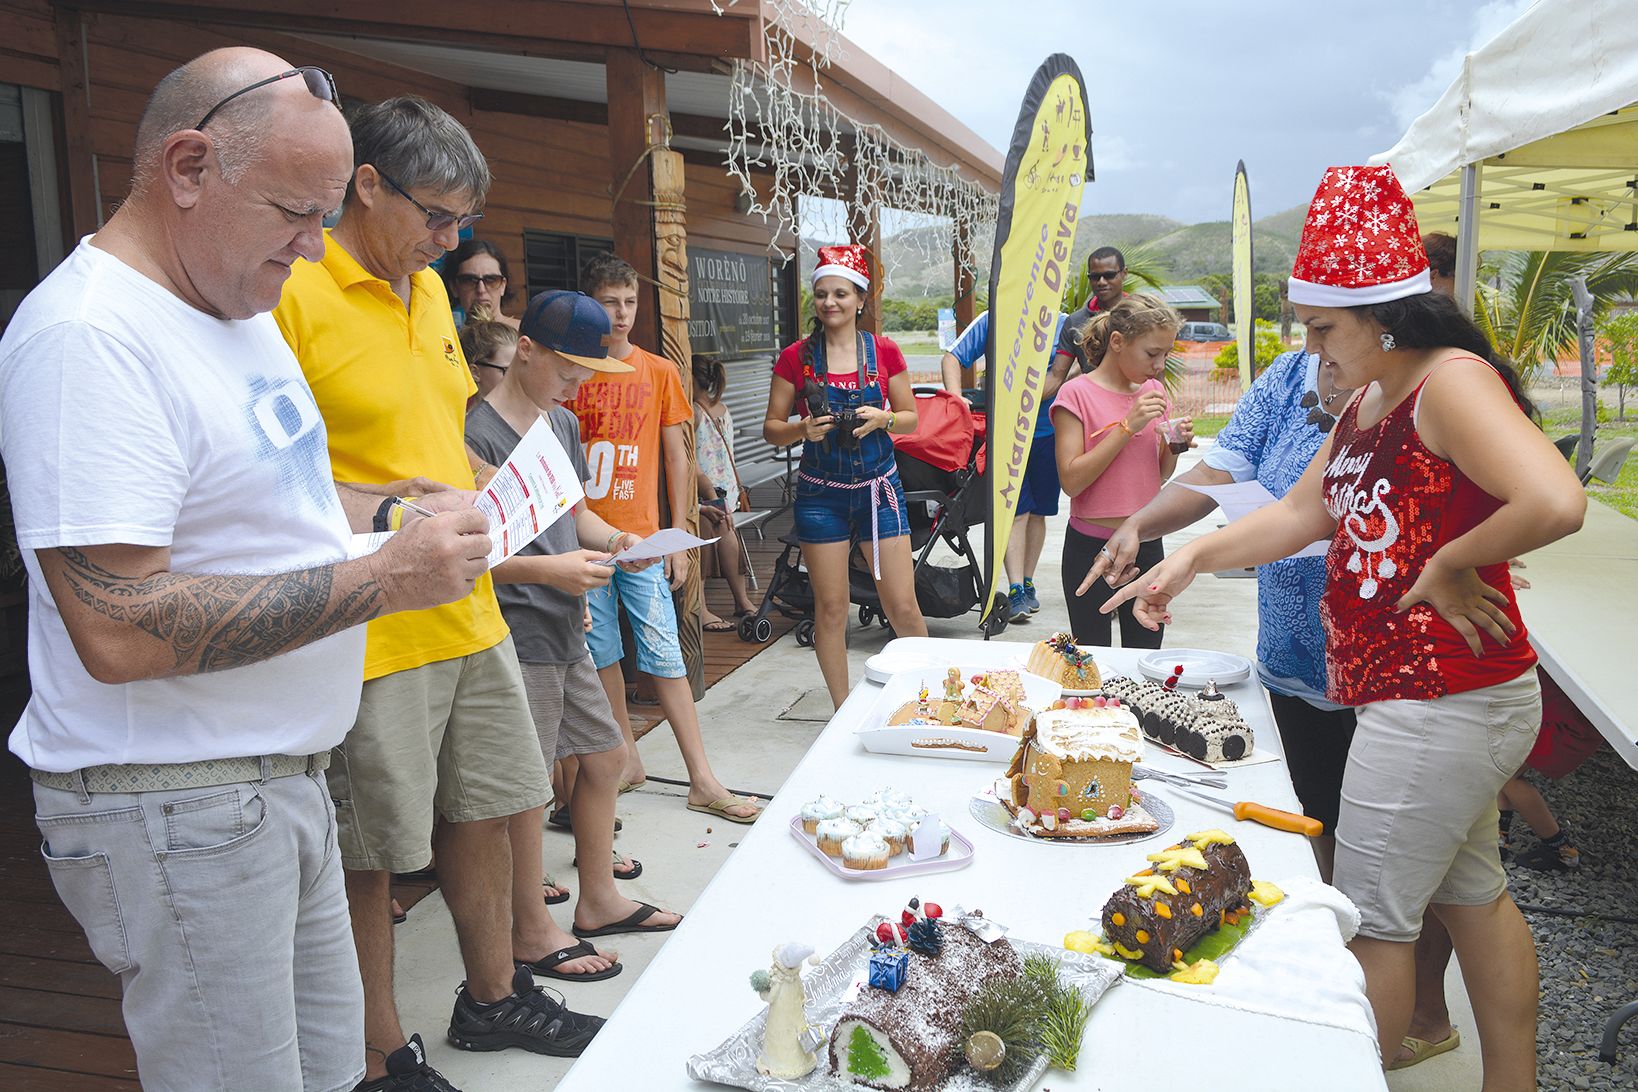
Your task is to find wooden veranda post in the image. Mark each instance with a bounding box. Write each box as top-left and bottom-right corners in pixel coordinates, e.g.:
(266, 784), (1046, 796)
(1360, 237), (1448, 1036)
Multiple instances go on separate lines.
(839, 138), (883, 337)
(954, 221), (977, 385)
(606, 48), (703, 696)
(652, 146), (705, 700)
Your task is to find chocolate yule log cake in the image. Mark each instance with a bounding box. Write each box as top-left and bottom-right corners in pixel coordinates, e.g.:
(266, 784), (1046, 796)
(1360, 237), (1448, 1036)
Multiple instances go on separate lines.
(1099, 830), (1253, 973)
(828, 907), (1021, 1090)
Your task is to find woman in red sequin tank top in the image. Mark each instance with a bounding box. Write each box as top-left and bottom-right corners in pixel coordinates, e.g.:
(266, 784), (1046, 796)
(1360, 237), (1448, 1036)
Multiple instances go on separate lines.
(1102, 167), (1586, 1089)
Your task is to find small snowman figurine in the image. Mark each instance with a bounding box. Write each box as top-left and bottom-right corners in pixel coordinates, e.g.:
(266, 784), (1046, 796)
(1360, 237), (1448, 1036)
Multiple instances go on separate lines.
(751, 942), (818, 1078)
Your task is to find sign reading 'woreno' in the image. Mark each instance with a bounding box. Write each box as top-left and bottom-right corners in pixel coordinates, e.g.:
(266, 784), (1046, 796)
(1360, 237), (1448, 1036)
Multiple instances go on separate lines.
(688, 248), (776, 359)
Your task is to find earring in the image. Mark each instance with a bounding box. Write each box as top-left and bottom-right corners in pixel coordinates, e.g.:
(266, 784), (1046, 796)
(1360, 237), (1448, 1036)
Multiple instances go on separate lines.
(1380, 332), (1396, 352)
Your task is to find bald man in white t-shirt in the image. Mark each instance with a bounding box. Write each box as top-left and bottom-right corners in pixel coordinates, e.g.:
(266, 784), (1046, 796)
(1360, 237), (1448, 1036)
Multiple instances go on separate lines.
(0, 48), (488, 1090)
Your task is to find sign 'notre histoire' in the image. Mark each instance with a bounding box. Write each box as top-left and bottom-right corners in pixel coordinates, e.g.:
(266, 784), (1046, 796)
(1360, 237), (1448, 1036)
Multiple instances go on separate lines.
(688, 248), (776, 360)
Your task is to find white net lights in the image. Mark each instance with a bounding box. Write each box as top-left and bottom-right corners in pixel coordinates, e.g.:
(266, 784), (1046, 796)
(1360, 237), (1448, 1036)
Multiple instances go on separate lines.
(715, 0), (997, 289)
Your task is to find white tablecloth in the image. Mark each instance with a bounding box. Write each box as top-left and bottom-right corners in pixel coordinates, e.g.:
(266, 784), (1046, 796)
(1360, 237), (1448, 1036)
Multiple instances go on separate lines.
(1522, 498), (1638, 770)
(555, 638), (1388, 1092)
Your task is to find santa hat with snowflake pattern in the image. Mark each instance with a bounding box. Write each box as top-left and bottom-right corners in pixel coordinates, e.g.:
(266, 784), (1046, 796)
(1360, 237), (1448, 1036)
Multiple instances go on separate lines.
(812, 243), (873, 291)
(1288, 165), (1431, 307)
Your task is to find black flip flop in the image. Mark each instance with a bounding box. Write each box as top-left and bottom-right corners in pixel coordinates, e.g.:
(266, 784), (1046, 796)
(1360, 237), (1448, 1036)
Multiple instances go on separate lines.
(571, 855), (643, 881)
(544, 881), (571, 906)
(572, 901), (680, 939)
(703, 620), (737, 633)
(516, 941), (623, 982)
(548, 808), (623, 834)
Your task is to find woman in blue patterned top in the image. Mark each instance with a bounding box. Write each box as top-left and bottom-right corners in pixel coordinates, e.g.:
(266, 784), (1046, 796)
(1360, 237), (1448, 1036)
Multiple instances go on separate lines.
(1077, 348), (1356, 878)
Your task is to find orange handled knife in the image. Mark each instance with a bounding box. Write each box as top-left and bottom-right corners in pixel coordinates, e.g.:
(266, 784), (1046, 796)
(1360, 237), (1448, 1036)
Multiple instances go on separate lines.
(1164, 783), (1323, 838)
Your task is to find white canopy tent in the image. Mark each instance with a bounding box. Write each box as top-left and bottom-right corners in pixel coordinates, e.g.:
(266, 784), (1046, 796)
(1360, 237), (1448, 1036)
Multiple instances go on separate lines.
(1371, 0), (1638, 305)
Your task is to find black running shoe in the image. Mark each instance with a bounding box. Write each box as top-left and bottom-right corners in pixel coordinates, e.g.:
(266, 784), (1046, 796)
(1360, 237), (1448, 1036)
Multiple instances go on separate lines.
(1516, 839), (1581, 873)
(447, 965), (604, 1057)
(353, 1034), (460, 1091)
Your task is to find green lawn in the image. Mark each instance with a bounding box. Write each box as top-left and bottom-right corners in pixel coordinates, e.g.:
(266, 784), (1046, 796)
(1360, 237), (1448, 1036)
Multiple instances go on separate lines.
(1190, 414), (1231, 438)
(1540, 408), (1638, 519)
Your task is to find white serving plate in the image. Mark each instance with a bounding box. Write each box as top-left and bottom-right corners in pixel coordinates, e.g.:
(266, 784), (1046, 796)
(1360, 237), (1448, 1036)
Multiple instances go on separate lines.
(861, 648), (944, 685)
(1135, 647), (1253, 688)
(788, 816), (975, 881)
(853, 664), (1061, 762)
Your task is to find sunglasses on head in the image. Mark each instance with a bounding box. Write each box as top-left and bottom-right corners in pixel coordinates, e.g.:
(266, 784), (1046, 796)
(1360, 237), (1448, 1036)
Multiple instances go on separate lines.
(375, 169), (484, 233)
(195, 66), (338, 131)
(455, 273), (506, 289)
(1088, 270), (1124, 282)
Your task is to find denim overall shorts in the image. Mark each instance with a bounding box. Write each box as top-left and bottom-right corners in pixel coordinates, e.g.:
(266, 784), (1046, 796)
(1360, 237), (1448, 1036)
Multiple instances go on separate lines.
(793, 331), (911, 576)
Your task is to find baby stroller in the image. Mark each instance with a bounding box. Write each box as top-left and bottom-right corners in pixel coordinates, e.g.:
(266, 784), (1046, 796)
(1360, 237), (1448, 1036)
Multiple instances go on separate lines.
(738, 389), (1004, 645)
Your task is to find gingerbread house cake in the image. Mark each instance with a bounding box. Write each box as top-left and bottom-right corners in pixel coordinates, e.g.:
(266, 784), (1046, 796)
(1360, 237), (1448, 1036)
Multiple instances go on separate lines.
(886, 669), (1032, 736)
(1002, 703), (1156, 838)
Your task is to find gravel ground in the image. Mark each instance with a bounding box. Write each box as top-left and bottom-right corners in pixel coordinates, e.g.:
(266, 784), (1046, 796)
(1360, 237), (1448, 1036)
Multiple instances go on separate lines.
(1505, 746), (1638, 1090)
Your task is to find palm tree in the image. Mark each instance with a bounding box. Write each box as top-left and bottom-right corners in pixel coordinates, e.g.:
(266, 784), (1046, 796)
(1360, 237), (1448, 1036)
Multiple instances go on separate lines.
(1474, 250), (1638, 382)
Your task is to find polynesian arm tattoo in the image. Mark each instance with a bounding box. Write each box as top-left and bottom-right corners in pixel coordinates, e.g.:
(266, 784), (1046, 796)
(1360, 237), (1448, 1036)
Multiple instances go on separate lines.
(50, 545), (385, 676)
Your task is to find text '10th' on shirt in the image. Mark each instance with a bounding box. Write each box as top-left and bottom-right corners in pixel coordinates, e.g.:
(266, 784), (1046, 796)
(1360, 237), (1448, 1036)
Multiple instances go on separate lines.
(566, 345), (693, 538)
(0, 240), (364, 772)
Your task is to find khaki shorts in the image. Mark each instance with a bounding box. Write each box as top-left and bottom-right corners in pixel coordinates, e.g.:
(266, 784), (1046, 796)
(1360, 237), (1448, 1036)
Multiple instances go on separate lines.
(329, 635), (550, 873)
(1335, 669), (1541, 942)
(520, 658), (627, 762)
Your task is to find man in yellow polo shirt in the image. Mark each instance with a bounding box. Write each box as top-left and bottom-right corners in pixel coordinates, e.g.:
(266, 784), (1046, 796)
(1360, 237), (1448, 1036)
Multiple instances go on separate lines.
(275, 96), (605, 1089)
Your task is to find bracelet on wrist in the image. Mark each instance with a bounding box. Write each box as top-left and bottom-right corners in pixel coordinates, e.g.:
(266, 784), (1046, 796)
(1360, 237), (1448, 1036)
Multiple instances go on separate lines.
(606, 531), (624, 555)
(886, 411), (896, 433)
(1117, 419), (1133, 437)
(372, 497), (396, 533)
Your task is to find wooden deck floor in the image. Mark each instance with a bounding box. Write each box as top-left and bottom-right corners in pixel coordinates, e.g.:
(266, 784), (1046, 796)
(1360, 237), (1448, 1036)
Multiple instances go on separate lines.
(0, 504), (801, 1087)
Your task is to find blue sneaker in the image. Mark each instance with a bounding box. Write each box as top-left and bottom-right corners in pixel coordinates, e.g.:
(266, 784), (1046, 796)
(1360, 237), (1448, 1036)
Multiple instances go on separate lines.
(1007, 583), (1029, 621)
(1022, 578), (1042, 615)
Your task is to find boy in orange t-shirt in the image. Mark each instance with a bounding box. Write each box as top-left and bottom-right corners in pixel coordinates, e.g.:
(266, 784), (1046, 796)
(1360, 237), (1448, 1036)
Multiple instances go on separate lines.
(567, 254), (760, 823)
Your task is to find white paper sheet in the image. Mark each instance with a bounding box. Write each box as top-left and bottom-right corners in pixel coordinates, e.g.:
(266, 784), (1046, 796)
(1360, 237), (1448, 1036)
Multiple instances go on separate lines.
(347, 531), (394, 559)
(1176, 480), (1330, 560)
(342, 420), (582, 569)
(597, 527), (718, 566)
(475, 417), (585, 567)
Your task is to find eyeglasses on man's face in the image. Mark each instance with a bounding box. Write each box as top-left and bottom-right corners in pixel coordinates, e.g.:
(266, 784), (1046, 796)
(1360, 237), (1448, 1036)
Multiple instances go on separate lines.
(195, 67), (338, 132)
(375, 169), (484, 233)
(455, 273), (506, 290)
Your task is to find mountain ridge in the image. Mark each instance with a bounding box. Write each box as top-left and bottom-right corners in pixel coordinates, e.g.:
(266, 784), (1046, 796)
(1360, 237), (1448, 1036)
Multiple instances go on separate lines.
(801, 205), (1308, 297)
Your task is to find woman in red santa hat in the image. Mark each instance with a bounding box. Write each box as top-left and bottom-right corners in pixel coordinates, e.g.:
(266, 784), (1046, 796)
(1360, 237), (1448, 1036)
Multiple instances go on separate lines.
(1105, 165), (1582, 1088)
(763, 244), (927, 707)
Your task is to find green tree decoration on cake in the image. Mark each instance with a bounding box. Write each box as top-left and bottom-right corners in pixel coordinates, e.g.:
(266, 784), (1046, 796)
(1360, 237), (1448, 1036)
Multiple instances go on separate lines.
(847, 1024), (891, 1081)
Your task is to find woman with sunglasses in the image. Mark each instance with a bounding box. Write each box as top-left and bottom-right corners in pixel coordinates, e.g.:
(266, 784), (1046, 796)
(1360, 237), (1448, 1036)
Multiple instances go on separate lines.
(444, 238), (518, 329)
(1105, 166), (1584, 1089)
(458, 319), (518, 401)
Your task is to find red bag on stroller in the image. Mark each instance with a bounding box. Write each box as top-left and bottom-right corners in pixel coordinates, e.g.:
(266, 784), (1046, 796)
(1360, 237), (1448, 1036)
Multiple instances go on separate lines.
(891, 389), (986, 475)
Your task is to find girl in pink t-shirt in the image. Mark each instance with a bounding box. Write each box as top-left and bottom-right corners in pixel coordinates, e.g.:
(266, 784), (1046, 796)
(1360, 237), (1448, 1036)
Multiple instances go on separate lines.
(1051, 294), (1189, 647)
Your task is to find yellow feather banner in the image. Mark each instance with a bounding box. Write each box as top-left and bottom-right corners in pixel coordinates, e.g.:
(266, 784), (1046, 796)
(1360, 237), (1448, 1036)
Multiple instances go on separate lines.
(983, 56), (1093, 625)
(1231, 161), (1255, 391)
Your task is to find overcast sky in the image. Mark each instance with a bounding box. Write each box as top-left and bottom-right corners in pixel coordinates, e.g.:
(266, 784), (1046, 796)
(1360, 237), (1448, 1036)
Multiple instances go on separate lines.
(839, 0), (1537, 224)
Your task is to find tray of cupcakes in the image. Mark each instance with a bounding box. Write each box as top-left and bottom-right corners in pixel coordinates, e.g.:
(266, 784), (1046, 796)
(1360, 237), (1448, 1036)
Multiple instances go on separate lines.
(791, 790), (972, 881)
